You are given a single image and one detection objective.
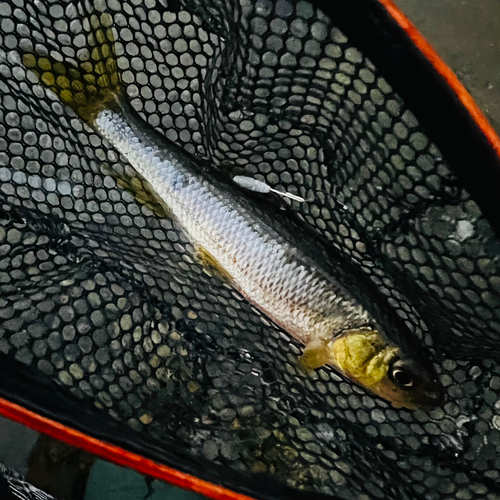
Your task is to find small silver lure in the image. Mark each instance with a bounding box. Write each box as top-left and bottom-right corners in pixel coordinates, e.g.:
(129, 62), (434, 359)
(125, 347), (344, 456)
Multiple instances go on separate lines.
(232, 175), (306, 203)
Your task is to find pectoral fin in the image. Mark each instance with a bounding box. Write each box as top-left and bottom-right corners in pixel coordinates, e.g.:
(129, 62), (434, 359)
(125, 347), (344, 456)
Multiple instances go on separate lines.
(299, 340), (333, 370)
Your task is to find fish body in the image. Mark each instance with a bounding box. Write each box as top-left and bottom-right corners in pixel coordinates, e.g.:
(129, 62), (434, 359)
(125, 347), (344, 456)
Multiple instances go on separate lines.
(96, 104), (371, 346)
(23, 13), (443, 410)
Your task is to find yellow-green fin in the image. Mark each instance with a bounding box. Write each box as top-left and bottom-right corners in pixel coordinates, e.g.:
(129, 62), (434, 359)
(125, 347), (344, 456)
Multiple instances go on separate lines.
(195, 245), (233, 283)
(104, 166), (171, 219)
(22, 12), (120, 125)
(299, 340), (332, 370)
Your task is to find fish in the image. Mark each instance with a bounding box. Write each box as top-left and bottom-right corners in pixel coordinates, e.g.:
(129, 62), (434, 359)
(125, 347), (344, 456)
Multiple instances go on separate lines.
(21, 12), (443, 410)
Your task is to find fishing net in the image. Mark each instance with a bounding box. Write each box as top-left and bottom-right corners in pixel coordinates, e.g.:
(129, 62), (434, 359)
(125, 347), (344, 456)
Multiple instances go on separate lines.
(1, 0), (500, 499)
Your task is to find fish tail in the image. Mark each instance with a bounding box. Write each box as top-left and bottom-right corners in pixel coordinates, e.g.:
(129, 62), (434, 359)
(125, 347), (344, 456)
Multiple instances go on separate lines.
(22, 11), (120, 126)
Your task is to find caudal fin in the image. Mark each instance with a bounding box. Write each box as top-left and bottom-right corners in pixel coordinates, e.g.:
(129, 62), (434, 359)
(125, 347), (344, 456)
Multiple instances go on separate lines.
(23, 12), (120, 126)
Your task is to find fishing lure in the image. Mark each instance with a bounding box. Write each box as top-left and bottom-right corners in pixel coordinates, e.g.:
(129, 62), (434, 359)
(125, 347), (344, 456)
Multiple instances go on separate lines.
(232, 175), (306, 202)
(22, 13), (443, 409)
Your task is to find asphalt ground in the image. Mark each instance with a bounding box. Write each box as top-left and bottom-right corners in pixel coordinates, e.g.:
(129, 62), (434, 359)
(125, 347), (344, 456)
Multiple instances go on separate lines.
(394, 0), (500, 136)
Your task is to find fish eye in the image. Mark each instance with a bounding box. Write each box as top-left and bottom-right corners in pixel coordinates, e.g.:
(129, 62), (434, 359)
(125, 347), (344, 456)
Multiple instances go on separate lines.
(389, 360), (416, 388)
(390, 368), (414, 387)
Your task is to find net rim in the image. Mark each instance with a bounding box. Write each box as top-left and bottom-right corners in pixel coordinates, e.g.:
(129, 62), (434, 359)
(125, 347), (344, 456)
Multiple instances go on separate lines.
(377, 0), (500, 158)
(0, 396), (257, 500)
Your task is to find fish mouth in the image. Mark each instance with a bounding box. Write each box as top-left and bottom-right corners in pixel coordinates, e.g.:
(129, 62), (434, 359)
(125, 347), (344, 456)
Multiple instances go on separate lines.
(393, 379), (444, 411)
(415, 385), (445, 410)
(392, 389), (444, 411)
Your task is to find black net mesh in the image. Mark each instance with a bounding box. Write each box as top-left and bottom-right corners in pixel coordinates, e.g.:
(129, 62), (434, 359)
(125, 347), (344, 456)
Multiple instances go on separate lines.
(1, 0), (500, 499)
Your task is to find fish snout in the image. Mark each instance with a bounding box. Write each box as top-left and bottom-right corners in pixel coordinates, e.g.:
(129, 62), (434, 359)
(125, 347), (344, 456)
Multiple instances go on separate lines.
(419, 383), (445, 409)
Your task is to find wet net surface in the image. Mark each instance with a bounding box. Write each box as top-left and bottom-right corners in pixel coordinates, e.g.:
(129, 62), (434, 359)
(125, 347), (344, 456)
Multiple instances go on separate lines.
(1, 0), (500, 499)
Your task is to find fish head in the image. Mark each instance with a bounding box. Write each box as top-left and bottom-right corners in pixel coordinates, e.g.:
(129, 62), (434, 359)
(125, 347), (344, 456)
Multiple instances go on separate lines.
(375, 353), (444, 410)
(330, 330), (443, 410)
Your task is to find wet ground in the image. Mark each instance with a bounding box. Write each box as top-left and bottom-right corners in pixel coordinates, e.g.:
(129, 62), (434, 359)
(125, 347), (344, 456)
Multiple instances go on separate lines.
(0, 0), (499, 497)
(395, 0), (500, 136)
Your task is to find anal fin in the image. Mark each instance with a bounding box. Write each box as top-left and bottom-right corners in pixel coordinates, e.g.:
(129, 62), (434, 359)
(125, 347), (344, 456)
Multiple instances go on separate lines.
(104, 165), (172, 219)
(195, 245), (233, 283)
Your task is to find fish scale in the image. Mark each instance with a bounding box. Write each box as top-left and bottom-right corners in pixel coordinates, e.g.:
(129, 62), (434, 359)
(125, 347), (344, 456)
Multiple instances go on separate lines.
(94, 105), (371, 344)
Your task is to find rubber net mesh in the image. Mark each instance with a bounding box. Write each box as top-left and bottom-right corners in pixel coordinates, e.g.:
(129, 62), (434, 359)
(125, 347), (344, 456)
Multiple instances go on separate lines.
(1, 0), (500, 499)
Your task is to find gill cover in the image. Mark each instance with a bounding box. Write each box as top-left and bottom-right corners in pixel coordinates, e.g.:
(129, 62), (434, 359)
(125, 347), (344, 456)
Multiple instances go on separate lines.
(302, 330), (442, 410)
(332, 330), (442, 409)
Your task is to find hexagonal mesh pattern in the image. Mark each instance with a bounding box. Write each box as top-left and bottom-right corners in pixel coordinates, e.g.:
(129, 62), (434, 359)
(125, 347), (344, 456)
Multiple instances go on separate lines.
(1, 0), (500, 499)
